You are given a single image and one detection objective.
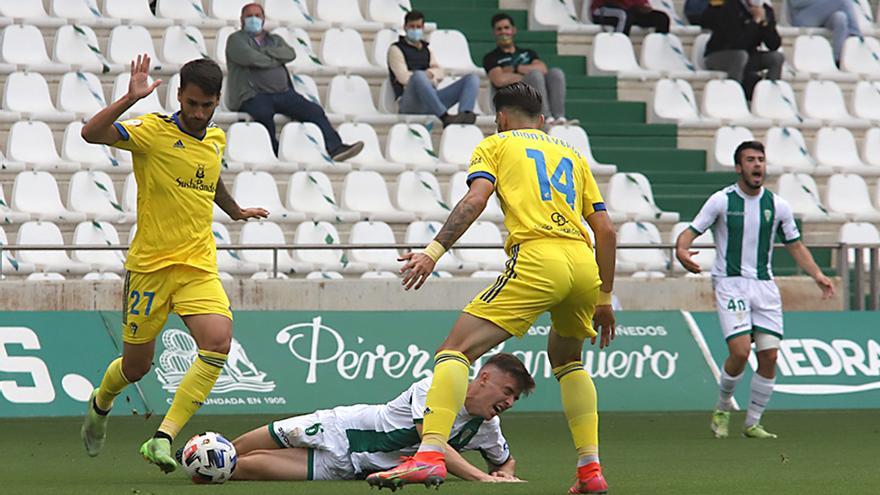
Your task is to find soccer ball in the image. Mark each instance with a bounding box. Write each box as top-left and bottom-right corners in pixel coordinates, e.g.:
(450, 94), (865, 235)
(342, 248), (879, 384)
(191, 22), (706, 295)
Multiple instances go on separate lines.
(178, 432), (237, 484)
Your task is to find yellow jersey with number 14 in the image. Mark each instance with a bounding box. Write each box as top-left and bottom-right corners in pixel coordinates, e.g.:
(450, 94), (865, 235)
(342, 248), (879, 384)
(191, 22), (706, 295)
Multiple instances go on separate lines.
(112, 112), (225, 274)
(466, 129), (605, 253)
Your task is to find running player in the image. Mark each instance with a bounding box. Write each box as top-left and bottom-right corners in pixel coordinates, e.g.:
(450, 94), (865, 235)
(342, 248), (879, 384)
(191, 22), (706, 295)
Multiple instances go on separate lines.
(676, 140), (834, 440)
(228, 353), (531, 483)
(366, 82), (617, 494)
(80, 55), (269, 472)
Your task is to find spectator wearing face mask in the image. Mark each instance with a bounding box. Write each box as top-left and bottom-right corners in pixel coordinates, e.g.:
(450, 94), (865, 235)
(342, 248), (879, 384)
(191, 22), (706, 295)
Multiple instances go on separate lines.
(387, 10), (480, 127)
(483, 13), (570, 126)
(226, 2), (363, 160)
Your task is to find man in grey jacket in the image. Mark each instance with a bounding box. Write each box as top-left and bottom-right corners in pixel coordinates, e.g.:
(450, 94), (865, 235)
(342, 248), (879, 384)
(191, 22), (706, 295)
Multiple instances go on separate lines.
(226, 3), (362, 160)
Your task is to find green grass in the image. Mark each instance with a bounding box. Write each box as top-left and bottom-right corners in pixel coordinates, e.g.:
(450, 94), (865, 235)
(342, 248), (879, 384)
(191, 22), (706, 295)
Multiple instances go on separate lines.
(1, 410), (878, 494)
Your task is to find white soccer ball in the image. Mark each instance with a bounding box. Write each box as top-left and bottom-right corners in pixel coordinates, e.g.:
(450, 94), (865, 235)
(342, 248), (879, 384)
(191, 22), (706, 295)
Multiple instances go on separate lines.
(179, 431), (237, 484)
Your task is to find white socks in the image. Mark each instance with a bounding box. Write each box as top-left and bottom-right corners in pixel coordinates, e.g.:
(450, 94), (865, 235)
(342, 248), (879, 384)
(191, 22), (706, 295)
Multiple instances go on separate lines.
(716, 368), (744, 411)
(745, 374), (776, 427)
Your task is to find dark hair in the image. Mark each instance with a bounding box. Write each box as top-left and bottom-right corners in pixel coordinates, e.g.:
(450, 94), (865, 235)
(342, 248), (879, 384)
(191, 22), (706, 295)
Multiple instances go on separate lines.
(491, 13), (515, 28)
(180, 58), (223, 97)
(404, 10), (425, 24)
(733, 140), (765, 166)
(240, 2), (264, 16)
(493, 81), (542, 118)
(484, 353), (535, 396)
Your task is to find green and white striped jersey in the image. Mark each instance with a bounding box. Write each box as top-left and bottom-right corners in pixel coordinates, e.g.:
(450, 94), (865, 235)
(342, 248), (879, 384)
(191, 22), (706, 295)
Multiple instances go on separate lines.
(690, 184), (800, 280)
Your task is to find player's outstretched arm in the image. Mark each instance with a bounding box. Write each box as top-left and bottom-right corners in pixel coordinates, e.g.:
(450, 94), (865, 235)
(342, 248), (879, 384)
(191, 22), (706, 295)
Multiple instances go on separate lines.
(214, 177), (269, 221)
(675, 228), (703, 274)
(785, 240), (835, 299)
(81, 54), (162, 145)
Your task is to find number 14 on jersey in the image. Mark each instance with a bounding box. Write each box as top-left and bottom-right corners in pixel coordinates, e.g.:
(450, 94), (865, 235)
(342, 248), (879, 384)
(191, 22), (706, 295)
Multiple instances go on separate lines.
(526, 148), (575, 210)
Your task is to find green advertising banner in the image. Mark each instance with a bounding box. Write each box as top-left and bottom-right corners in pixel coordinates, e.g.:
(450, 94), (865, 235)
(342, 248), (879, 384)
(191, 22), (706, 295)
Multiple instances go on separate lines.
(0, 311), (716, 417)
(692, 311), (880, 409)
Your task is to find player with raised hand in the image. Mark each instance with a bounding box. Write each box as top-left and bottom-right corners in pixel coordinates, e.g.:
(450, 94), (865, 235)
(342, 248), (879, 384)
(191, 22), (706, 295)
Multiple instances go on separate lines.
(79, 54), (268, 473)
(676, 141), (834, 440)
(366, 81), (617, 494)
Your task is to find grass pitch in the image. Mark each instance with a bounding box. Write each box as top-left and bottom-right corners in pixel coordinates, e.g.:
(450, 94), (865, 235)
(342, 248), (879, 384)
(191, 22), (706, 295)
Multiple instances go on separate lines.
(0, 410), (876, 495)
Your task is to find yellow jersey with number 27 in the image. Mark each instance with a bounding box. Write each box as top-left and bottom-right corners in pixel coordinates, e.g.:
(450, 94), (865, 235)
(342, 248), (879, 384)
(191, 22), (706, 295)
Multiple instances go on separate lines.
(466, 129), (605, 253)
(112, 112), (225, 274)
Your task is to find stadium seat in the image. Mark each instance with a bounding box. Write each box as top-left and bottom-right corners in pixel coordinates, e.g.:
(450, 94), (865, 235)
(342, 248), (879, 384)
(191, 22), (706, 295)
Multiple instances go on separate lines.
(239, 221), (313, 274)
(751, 80), (820, 128)
(122, 173), (137, 215)
(648, 0), (700, 34)
(232, 171), (304, 223)
(826, 173), (880, 221)
(290, 73), (324, 107)
(0, 0), (65, 27)
(702, 79), (772, 127)
(4, 72), (75, 122)
(447, 171), (504, 222)
(765, 127), (828, 174)
(864, 128), (880, 167)
(456, 221), (507, 271)
(852, 81), (880, 123)
(225, 122), (290, 171)
(814, 127), (877, 175)
(712, 126), (754, 170)
(802, 80), (869, 128)
(650, 78), (720, 127)
(776, 173), (845, 222)
(156, 0), (226, 28)
(7, 121), (79, 172)
(279, 122), (351, 172)
(307, 270), (345, 279)
(250, 271), (289, 279)
(590, 33), (660, 79)
(547, 125), (618, 175)
(0, 183), (27, 223)
(12, 172), (86, 222)
(839, 222), (880, 268)
(841, 36), (880, 77)
(160, 26), (209, 66)
(264, 0), (329, 29)
(104, 0), (173, 27)
(528, 0), (599, 33)
(54, 25), (122, 74)
(0, 148), (23, 172)
(68, 171), (135, 223)
(372, 28), (399, 67)
(338, 122), (406, 173)
(691, 32), (710, 70)
(348, 220), (401, 271)
(471, 270), (503, 279)
(326, 74), (397, 124)
(0, 226), (33, 274)
(361, 270), (398, 279)
(606, 173), (680, 223)
(404, 221), (477, 272)
(108, 25), (168, 72)
(670, 222), (714, 273)
(57, 72), (106, 119)
(395, 171), (450, 221)
(439, 125), (483, 166)
(367, 0), (413, 26)
(792, 35), (858, 81)
(213, 26), (235, 65)
(212, 222), (260, 275)
(853, 0), (876, 35)
(428, 30), (481, 73)
(316, 0), (382, 31)
(26, 272), (66, 281)
(83, 272), (123, 280)
(320, 28), (383, 75)
(208, 0), (250, 21)
(17, 221), (90, 274)
(618, 221), (668, 272)
(641, 33), (715, 79)
(341, 171), (416, 222)
(72, 221), (125, 272)
(51, 0), (118, 27)
(437, 76), (489, 118)
(111, 73), (164, 118)
(386, 123), (457, 174)
(1, 25), (69, 73)
(293, 221), (368, 273)
(271, 27), (333, 76)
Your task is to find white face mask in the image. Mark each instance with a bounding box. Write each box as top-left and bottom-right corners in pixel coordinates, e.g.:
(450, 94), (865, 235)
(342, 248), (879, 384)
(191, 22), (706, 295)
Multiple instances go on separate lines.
(243, 16), (263, 34)
(405, 28), (423, 42)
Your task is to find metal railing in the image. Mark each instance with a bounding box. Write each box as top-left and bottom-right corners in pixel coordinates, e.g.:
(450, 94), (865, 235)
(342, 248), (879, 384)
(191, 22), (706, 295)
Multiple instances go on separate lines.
(2, 242), (878, 310)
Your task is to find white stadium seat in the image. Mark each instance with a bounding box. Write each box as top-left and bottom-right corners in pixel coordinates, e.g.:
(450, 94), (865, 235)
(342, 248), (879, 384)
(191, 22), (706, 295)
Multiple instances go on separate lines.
(213, 26), (235, 65)
(590, 33), (660, 79)
(279, 122), (351, 172)
(327, 75), (397, 124)
(802, 80), (869, 128)
(852, 81), (880, 122)
(405, 221), (477, 272)
(792, 35), (858, 81)
(338, 122), (406, 173)
(439, 125), (483, 166)
(395, 171), (450, 221)
(670, 222), (714, 273)
(264, 0), (329, 29)
(456, 221), (508, 271)
(702, 79), (772, 127)
(428, 30), (480, 73)
(0, 226), (33, 274)
(104, 0), (173, 27)
(57, 72), (106, 119)
(641, 33), (713, 79)
(372, 28), (399, 67)
(307, 271), (345, 280)
(0, 0), (65, 27)
(348, 220), (401, 271)
(239, 221), (312, 274)
(122, 173), (137, 215)
(826, 174), (880, 221)
(250, 271), (289, 280)
(232, 171), (304, 223)
(386, 123), (457, 174)
(712, 126), (754, 170)
(606, 173), (679, 222)
(0, 183), (28, 223)
(212, 222), (259, 275)
(17, 221), (90, 274)
(650, 78), (720, 127)
(83, 272), (123, 280)
(111, 73), (164, 118)
(209, 0), (251, 22)
(839, 222), (880, 267)
(7, 121), (79, 171)
(765, 127), (828, 174)
(68, 170), (135, 223)
(51, 0), (119, 27)
(471, 270), (503, 279)
(160, 26), (209, 66)
(0, 148), (23, 172)
(4, 72), (75, 122)
(361, 271), (398, 279)
(315, 0), (382, 31)
(864, 128), (880, 167)
(341, 171), (416, 222)
(294, 221), (368, 273)
(1, 25), (69, 73)
(225, 123), (289, 171)
(751, 80), (819, 127)
(271, 27), (332, 76)
(618, 221), (668, 272)
(320, 28), (383, 75)
(54, 25), (122, 73)
(814, 127), (877, 175)
(776, 173), (845, 222)
(12, 172), (86, 222)
(547, 125), (618, 175)
(72, 221), (125, 272)
(286, 171), (360, 222)
(691, 33), (710, 70)
(164, 73), (181, 113)
(291, 73), (324, 107)
(107, 25), (166, 70)
(26, 272), (66, 281)
(156, 0), (225, 27)
(367, 0), (413, 26)
(447, 171), (504, 222)
(528, 0), (599, 33)
(841, 36), (880, 77)
(853, 0), (876, 35)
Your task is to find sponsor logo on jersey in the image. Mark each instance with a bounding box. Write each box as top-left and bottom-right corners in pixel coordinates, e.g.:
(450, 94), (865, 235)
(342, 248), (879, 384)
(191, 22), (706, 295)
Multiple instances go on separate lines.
(175, 164), (214, 193)
(305, 423), (324, 436)
(764, 209), (772, 222)
(172, 139), (185, 149)
(123, 119), (142, 127)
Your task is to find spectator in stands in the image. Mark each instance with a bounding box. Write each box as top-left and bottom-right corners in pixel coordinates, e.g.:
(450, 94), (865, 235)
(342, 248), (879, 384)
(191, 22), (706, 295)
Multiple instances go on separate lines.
(590, 0), (670, 35)
(788, 0), (861, 64)
(483, 13), (570, 126)
(226, 3), (364, 161)
(388, 10), (480, 127)
(702, 0), (783, 100)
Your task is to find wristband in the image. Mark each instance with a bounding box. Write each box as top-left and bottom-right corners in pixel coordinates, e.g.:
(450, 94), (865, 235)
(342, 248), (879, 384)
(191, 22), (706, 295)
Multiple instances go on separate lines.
(422, 241), (446, 263)
(597, 290), (612, 306)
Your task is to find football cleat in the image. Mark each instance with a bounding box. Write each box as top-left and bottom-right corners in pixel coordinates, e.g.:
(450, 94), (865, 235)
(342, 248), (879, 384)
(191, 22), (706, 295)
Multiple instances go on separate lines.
(711, 410), (730, 439)
(366, 456), (446, 491)
(569, 473), (608, 494)
(81, 388), (109, 457)
(743, 424), (778, 439)
(139, 437), (178, 473)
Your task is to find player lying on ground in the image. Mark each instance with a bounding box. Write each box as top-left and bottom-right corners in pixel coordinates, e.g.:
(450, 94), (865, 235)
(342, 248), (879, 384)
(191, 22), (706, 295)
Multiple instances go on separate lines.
(228, 353), (532, 482)
(366, 82), (617, 495)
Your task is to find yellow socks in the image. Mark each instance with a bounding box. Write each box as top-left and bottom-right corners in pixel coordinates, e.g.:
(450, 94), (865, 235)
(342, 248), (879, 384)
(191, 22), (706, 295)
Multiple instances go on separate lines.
(419, 350), (470, 452)
(158, 350), (226, 440)
(95, 357), (130, 412)
(554, 361), (600, 467)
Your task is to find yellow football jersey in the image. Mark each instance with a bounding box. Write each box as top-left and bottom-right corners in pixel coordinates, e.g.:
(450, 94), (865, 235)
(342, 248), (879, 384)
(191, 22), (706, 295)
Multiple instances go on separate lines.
(467, 129), (605, 252)
(113, 112), (225, 274)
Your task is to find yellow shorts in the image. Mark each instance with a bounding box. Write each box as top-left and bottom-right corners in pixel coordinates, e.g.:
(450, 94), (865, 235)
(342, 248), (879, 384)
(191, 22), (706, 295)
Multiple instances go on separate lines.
(122, 264), (232, 344)
(464, 238), (601, 339)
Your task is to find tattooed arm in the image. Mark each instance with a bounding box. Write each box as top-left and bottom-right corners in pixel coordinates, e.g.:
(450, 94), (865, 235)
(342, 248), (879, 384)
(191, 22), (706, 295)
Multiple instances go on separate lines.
(214, 176), (270, 221)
